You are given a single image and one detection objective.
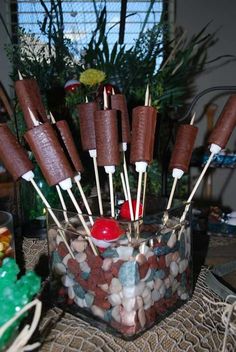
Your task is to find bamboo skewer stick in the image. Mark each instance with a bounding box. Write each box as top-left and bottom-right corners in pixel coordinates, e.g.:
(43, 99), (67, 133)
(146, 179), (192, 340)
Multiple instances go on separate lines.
(56, 185), (69, 222)
(92, 154), (103, 216)
(135, 171), (143, 220)
(74, 178), (94, 225)
(108, 172), (115, 218)
(123, 153), (134, 221)
(142, 171), (148, 216)
(120, 171), (128, 200)
(30, 178), (75, 258)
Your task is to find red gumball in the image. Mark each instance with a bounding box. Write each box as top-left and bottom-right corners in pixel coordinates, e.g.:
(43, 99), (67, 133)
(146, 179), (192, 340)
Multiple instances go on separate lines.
(64, 79), (80, 92)
(91, 217), (124, 250)
(120, 200), (143, 220)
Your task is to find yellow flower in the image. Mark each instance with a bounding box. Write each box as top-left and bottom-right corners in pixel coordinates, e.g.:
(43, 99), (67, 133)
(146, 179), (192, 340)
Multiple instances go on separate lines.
(80, 69), (106, 86)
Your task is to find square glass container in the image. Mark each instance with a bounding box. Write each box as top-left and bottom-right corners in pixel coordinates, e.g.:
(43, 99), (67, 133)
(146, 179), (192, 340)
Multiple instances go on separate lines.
(47, 202), (192, 340)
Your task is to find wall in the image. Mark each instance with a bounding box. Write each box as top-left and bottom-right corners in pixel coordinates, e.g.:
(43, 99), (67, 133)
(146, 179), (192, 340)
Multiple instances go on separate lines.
(175, 0), (236, 209)
(0, 0), (12, 96)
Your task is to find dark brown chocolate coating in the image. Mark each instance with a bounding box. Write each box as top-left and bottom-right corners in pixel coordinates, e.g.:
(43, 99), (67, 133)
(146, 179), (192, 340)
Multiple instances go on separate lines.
(169, 124), (198, 173)
(56, 120), (84, 173)
(24, 122), (74, 186)
(130, 106), (157, 164)
(0, 124), (33, 181)
(94, 110), (120, 166)
(111, 94), (131, 143)
(208, 95), (236, 148)
(15, 79), (48, 129)
(77, 102), (98, 151)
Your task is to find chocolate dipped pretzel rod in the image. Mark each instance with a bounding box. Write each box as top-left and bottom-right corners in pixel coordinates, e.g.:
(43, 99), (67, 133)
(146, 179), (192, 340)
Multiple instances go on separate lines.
(24, 113), (98, 255)
(15, 72), (48, 129)
(94, 88), (120, 217)
(167, 113), (198, 211)
(130, 85), (157, 220)
(111, 91), (134, 219)
(77, 100), (104, 216)
(0, 123), (74, 258)
(179, 95), (236, 239)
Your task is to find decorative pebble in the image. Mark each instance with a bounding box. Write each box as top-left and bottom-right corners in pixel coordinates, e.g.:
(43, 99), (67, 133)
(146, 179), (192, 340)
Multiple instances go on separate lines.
(180, 292), (189, 300)
(146, 280), (154, 290)
(172, 251), (180, 262)
(159, 284), (166, 298)
(122, 281), (145, 298)
(61, 275), (74, 287)
(179, 259), (188, 274)
(108, 293), (122, 306)
(81, 271), (90, 280)
(140, 265), (151, 281)
(72, 238), (87, 253)
(155, 269), (165, 280)
(102, 258), (113, 271)
(84, 293), (94, 307)
(139, 243), (149, 255)
(68, 286), (75, 299)
(164, 276), (171, 289)
(172, 279), (180, 293)
(136, 296), (143, 309)
(74, 296), (85, 308)
(167, 232), (177, 248)
(154, 278), (163, 291)
(79, 261), (91, 273)
(165, 287), (172, 298)
(111, 305), (121, 323)
(170, 261), (179, 277)
(101, 248), (119, 258)
(135, 253), (147, 265)
(165, 253), (172, 267)
(120, 308), (136, 326)
(109, 278), (122, 294)
(98, 283), (109, 292)
(62, 253), (72, 266)
(153, 246), (170, 256)
(73, 283), (85, 299)
(143, 300), (153, 310)
(122, 297), (136, 312)
(116, 246), (133, 260)
(118, 261), (140, 287)
(145, 250), (155, 259)
(53, 263), (67, 275)
(75, 252), (87, 263)
(151, 289), (161, 302)
(91, 305), (105, 319)
(104, 309), (112, 322)
(138, 308), (146, 328)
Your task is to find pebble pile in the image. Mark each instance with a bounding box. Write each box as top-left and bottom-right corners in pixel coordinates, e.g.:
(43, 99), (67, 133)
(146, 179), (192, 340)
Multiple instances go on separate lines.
(49, 219), (192, 337)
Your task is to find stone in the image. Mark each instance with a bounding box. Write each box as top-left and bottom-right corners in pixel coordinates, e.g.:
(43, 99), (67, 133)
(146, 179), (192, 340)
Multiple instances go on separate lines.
(164, 276), (171, 289)
(61, 275), (74, 287)
(120, 308), (137, 326)
(111, 260), (124, 277)
(147, 255), (158, 269)
(73, 283), (85, 298)
(91, 268), (106, 285)
(172, 251), (180, 262)
(58, 242), (69, 258)
(139, 261), (150, 279)
(170, 261), (179, 277)
(167, 232), (177, 248)
(87, 254), (103, 269)
(180, 292), (189, 300)
(101, 248), (119, 258)
(68, 286), (75, 300)
(122, 297), (136, 312)
(72, 238), (87, 253)
(172, 279), (180, 293)
(104, 309), (112, 322)
(98, 283), (109, 292)
(104, 271), (113, 285)
(165, 287), (172, 298)
(79, 261), (91, 273)
(136, 296), (144, 309)
(91, 305), (105, 319)
(62, 253), (71, 266)
(151, 289), (161, 302)
(179, 259), (188, 274)
(118, 261), (140, 287)
(159, 284), (166, 298)
(138, 308), (146, 328)
(109, 278), (122, 294)
(139, 243), (149, 255)
(108, 293), (122, 306)
(93, 297), (111, 310)
(122, 281), (145, 298)
(165, 253), (173, 267)
(154, 278), (163, 291)
(84, 292), (94, 307)
(157, 256), (166, 269)
(155, 269), (165, 280)
(67, 258), (81, 276)
(111, 305), (121, 323)
(75, 252), (87, 263)
(101, 258), (113, 271)
(153, 245), (170, 256)
(74, 296), (85, 308)
(53, 263), (67, 275)
(135, 253), (147, 265)
(146, 280), (154, 290)
(116, 246), (133, 260)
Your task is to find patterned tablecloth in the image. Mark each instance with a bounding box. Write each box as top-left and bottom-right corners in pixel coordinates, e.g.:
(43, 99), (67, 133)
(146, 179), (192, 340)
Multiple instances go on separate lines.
(23, 238), (236, 352)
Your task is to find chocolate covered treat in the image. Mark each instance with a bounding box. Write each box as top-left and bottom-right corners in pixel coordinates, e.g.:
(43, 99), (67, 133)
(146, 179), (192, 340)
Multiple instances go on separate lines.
(24, 122), (74, 186)
(130, 106), (157, 164)
(15, 79), (48, 129)
(94, 110), (120, 166)
(169, 125), (198, 173)
(0, 124), (34, 181)
(208, 95), (236, 149)
(56, 120), (84, 173)
(77, 102), (98, 151)
(111, 94), (131, 143)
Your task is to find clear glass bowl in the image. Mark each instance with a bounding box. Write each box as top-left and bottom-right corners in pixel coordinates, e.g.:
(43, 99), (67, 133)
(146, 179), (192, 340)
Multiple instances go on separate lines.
(47, 202), (192, 340)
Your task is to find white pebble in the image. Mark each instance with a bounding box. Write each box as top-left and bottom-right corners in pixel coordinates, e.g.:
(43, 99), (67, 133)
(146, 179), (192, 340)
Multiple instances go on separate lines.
(102, 258), (113, 271)
(142, 286), (151, 299)
(53, 263), (67, 275)
(122, 281), (145, 298)
(108, 293), (122, 306)
(68, 286), (75, 299)
(179, 259), (188, 274)
(180, 292), (189, 300)
(145, 250), (154, 259)
(144, 300), (153, 310)
(122, 297), (136, 312)
(167, 232), (177, 248)
(146, 280), (154, 290)
(74, 296), (85, 308)
(56, 234), (63, 245)
(151, 289), (161, 302)
(136, 296), (144, 309)
(98, 283), (109, 292)
(72, 238), (87, 253)
(111, 305), (121, 323)
(159, 284), (166, 298)
(154, 278), (163, 291)
(165, 253), (172, 267)
(109, 278), (122, 294)
(91, 305), (105, 319)
(138, 308), (146, 328)
(172, 279), (180, 293)
(75, 252), (87, 263)
(61, 275), (74, 287)
(139, 243), (149, 255)
(121, 308), (136, 326)
(62, 253), (71, 266)
(170, 261), (179, 277)
(117, 246), (133, 260)
(79, 261), (90, 273)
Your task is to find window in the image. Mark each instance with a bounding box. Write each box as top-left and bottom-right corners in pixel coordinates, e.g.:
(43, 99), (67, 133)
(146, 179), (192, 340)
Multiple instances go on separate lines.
(11, 0), (163, 52)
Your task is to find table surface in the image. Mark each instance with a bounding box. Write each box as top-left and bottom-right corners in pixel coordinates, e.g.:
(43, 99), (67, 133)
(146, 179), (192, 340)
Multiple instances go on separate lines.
(22, 237), (236, 352)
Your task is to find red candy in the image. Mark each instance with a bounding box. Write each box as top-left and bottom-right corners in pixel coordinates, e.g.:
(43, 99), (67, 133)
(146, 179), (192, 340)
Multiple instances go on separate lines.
(91, 217), (124, 250)
(64, 79), (80, 92)
(119, 200), (143, 220)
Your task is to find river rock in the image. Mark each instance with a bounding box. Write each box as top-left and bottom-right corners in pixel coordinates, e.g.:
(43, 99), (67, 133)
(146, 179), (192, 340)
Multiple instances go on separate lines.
(85, 292), (94, 307)
(75, 252), (87, 263)
(122, 297), (136, 312)
(108, 293), (122, 306)
(53, 263), (67, 275)
(154, 278), (163, 291)
(122, 281), (145, 298)
(68, 286), (75, 299)
(72, 237), (87, 253)
(102, 258), (113, 271)
(118, 260), (140, 287)
(151, 289), (161, 302)
(165, 253), (173, 267)
(120, 308), (137, 326)
(109, 278), (122, 294)
(111, 305), (121, 323)
(179, 259), (188, 274)
(170, 261), (179, 277)
(138, 308), (146, 328)
(91, 305), (105, 319)
(61, 275), (74, 287)
(74, 283), (85, 298)
(167, 232), (177, 248)
(116, 246), (133, 260)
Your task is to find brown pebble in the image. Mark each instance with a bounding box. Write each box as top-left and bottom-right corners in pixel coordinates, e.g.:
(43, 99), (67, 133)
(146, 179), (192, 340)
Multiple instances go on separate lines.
(58, 242), (69, 258)
(157, 256), (166, 269)
(145, 307), (157, 327)
(111, 260), (124, 277)
(147, 255), (159, 269)
(138, 261), (150, 279)
(67, 258), (81, 276)
(104, 271), (113, 284)
(93, 296), (111, 310)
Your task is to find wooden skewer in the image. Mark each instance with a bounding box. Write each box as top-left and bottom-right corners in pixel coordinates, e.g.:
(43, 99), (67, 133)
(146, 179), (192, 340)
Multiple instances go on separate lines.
(74, 178), (94, 225)
(120, 171), (128, 200)
(66, 188), (98, 255)
(18, 70), (23, 80)
(56, 185), (69, 222)
(142, 171), (148, 216)
(123, 153), (134, 221)
(108, 172), (115, 218)
(92, 155), (103, 216)
(144, 84), (150, 107)
(135, 171), (143, 220)
(29, 178), (75, 258)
